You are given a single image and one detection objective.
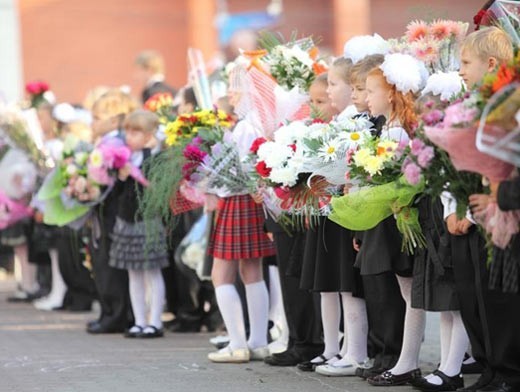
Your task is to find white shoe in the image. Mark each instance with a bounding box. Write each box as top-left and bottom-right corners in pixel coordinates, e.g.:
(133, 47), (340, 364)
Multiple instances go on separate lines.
(315, 357), (370, 377)
(33, 296), (63, 311)
(208, 346), (250, 363)
(249, 346), (270, 360)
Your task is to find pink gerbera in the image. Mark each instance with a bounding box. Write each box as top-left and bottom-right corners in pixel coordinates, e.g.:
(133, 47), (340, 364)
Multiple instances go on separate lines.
(406, 20), (429, 42)
(430, 19), (451, 40)
(447, 20), (467, 41)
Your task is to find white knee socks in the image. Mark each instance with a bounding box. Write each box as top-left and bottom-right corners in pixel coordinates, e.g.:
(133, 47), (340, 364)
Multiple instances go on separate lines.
(215, 284), (248, 350)
(15, 244), (39, 293)
(390, 276), (426, 375)
(34, 248), (67, 310)
(339, 292), (368, 363)
(425, 311), (469, 385)
(245, 280), (269, 349)
(145, 269), (165, 329)
(128, 269), (147, 327)
(314, 292), (340, 362)
(268, 266), (289, 345)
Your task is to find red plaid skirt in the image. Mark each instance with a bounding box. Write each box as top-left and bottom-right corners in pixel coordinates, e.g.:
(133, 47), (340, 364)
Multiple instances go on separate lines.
(208, 194), (276, 260)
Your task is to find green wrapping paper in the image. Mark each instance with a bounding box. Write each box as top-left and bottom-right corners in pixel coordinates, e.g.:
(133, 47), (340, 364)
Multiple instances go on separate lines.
(329, 176), (426, 253)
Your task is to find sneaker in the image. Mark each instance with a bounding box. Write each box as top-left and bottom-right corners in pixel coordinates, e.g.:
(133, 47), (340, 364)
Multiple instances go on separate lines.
(249, 346), (270, 360)
(208, 346), (250, 363)
(316, 357), (370, 377)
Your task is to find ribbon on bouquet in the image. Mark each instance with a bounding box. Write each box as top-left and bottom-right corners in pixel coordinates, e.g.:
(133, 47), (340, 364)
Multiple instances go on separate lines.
(0, 190), (33, 229)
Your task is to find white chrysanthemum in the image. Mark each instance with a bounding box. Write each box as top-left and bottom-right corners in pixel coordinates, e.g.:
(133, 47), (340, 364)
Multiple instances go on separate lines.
(380, 53), (429, 94)
(343, 34), (390, 64)
(288, 46), (313, 67)
(274, 121), (308, 145)
(257, 142), (293, 169)
(269, 166), (299, 187)
(307, 122), (332, 138)
(421, 71), (464, 101)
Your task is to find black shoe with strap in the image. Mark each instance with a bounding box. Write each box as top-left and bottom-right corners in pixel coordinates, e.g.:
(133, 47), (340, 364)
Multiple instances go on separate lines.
(297, 355), (330, 372)
(412, 370), (464, 391)
(367, 368), (422, 386)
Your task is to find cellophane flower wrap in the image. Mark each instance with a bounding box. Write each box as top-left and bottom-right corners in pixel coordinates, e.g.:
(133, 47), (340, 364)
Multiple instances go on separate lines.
(329, 130), (426, 253)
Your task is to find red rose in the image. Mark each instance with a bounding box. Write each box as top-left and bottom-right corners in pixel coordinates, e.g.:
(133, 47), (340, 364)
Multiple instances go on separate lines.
(25, 80), (49, 95)
(289, 144), (296, 152)
(255, 160), (271, 177)
(250, 137), (267, 154)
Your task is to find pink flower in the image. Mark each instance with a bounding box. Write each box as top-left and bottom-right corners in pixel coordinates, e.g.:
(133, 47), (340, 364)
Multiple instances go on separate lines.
(430, 19), (451, 40)
(73, 176), (88, 194)
(87, 165), (113, 186)
(183, 144), (207, 162)
(411, 138), (425, 155)
(422, 109), (444, 126)
(443, 102), (478, 127)
(406, 20), (429, 42)
(403, 162), (422, 185)
(417, 146), (434, 168)
(447, 20), (465, 40)
(99, 144), (131, 169)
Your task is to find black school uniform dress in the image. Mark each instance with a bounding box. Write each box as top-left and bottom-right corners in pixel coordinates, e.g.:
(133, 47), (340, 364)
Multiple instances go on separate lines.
(108, 149), (169, 271)
(300, 217), (361, 295)
(412, 196), (459, 311)
(88, 132), (131, 332)
(351, 117), (407, 370)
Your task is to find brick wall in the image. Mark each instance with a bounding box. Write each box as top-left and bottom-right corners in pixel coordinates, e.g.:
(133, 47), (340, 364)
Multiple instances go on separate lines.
(19, 0), (479, 104)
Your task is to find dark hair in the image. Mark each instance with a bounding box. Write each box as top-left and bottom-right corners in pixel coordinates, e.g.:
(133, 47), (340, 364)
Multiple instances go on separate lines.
(183, 87), (197, 107)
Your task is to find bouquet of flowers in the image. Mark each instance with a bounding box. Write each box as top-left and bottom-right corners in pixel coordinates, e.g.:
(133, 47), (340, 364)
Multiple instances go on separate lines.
(139, 108), (234, 228)
(474, 0), (520, 45)
(144, 92), (176, 124)
(164, 109), (233, 147)
(330, 132), (427, 253)
(0, 105), (53, 174)
(424, 93), (515, 182)
(390, 19), (468, 73)
(258, 32), (328, 92)
(37, 136), (146, 228)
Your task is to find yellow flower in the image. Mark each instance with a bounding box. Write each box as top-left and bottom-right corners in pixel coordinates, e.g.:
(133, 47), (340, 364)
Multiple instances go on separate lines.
(350, 132), (360, 141)
(365, 156), (384, 176)
(353, 148), (371, 166)
(376, 140), (398, 159)
(89, 149), (103, 168)
(166, 133), (178, 146)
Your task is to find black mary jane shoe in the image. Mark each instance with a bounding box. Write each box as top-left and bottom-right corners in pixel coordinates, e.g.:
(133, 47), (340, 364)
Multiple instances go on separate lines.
(124, 325), (144, 338)
(296, 355), (329, 372)
(140, 325), (164, 338)
(368, 368), (422, 386)
(412, 370), (464, 391)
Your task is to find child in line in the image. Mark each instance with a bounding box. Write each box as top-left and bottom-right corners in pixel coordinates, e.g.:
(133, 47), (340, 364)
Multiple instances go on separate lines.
(87, 89), (137, 334)
(360, 55), (426, 387)
(299, 57), (368, 374)
(109, 109), (169, 338)
(450, 27), (518, 392)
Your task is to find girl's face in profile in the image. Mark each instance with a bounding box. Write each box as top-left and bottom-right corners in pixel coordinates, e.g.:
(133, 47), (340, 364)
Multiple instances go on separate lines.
(326, 67), (352, 112)
(309, 81), (338, 122)
(365, 74), (392, 118)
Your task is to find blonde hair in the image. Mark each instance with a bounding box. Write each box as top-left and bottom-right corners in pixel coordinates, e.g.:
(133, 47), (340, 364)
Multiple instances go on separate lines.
(123, 109), (159, 134)
(135, 50), (165, 74)
(461, 26), (513, 63)
(348, 54), (385, 85)
(367, 68), (418, 136)
(330, 57), (353, 84)
(83, 85), (110, 111)
(92, 89), (138, 120)
(312, 72), (328, 87)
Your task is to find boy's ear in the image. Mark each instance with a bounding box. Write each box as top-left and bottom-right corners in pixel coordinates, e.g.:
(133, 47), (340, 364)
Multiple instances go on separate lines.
(487, 56), (499, 72)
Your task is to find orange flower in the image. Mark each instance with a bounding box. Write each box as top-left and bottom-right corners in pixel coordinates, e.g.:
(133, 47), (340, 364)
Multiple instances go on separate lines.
(492, 64), (516, 93)
(312, 62), (327, 75)
(308, 46), (319, 61)
(377, 146), (386, 156)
